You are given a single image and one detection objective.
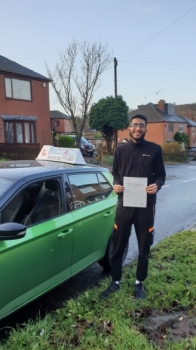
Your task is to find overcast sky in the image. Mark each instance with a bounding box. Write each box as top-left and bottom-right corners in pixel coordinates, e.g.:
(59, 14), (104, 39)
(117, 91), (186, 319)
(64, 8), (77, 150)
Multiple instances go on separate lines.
(1, 0), (196, 112)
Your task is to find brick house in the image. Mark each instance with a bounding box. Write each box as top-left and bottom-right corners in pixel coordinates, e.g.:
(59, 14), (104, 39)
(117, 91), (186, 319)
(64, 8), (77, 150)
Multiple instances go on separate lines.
(50, 110), (72, 134)
(50, 111), (96, 139)
(179, 116), (196, 147)
(0, 55), (52, 158)
(118, 99), (196, 148)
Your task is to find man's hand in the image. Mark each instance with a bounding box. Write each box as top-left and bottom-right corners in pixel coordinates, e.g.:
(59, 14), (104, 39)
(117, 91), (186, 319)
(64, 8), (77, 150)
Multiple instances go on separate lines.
(146, 183), (158, 194)
(113, 184), (124, 194)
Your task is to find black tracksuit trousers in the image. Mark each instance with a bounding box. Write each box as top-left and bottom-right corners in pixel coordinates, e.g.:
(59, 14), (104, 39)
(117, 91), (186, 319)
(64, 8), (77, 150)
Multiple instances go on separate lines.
(111, 204), (155, 282)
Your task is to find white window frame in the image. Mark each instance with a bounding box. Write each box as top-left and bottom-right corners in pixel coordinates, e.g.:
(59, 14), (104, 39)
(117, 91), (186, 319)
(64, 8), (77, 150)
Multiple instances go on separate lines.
(54, 120), (60, 127)
(179, 124), (184, 132)
(4, 121), (36, 144)
(168, 123), (173, 132)
(5, 77), (32, 101)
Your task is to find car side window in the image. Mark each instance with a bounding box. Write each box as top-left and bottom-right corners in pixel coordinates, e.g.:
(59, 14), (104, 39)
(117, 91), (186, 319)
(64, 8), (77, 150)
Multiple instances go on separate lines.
(24, 179), (61, 226)
(97, 173), (113, 199)
(67, 173), (101, 210)
(1, 179), (61, 226)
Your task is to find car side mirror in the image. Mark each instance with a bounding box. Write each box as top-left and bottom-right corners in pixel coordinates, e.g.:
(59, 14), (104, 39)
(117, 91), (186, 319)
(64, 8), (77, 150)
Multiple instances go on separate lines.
(0, 223), (26, 241)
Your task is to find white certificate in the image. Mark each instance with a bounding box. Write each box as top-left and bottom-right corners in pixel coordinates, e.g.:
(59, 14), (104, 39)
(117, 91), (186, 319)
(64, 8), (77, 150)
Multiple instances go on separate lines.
(123, 177), (147, 208)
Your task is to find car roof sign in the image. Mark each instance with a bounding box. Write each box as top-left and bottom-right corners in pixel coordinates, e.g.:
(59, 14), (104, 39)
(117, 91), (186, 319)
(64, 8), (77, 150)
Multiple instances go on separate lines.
(36, 145), (86, 165)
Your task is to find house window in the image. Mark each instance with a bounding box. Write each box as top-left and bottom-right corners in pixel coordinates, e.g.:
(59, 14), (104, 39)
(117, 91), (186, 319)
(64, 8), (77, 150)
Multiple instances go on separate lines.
(5, 121), (36, 143)
(5, 77), (31, 101)
(16, 122), (23, 143)
(192, 127), (194, 135)
(168, 123), (173, 132)
(179, 124), (183, 132)
(54, 120), (60, 127)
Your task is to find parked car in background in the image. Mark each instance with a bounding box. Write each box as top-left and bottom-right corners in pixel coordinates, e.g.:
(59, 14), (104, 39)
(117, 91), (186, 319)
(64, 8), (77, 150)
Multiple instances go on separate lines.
(118, 138), (129, 146)
(67, 135), (95, 156)
(188, 147), (196, 160)
(121, 138), (129, 143)
(0, 145), (129, 321)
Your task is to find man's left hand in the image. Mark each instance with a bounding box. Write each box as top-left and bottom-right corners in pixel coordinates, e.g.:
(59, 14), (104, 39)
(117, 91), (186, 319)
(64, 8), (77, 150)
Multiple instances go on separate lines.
(146, 183), (158, 194)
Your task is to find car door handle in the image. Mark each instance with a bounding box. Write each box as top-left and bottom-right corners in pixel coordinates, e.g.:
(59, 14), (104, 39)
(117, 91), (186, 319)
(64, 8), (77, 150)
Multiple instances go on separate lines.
(58, 228), (73, 238)
(103, 211), (113, 217)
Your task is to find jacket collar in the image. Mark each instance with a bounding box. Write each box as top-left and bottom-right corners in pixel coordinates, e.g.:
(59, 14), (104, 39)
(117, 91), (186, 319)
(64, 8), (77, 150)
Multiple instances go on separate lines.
(129, 138), (145, 148)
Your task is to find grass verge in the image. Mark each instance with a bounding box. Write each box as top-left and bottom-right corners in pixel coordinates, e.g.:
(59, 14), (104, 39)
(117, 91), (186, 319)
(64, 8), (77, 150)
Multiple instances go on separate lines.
(1, 230), (196, 349)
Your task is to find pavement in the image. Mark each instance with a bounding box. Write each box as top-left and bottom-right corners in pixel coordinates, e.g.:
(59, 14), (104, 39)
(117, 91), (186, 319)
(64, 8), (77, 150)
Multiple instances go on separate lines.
(187, 223), (196, 231)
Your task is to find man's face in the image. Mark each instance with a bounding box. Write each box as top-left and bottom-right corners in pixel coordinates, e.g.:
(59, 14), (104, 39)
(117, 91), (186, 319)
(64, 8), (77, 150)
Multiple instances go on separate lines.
(128, 118), (147, 142)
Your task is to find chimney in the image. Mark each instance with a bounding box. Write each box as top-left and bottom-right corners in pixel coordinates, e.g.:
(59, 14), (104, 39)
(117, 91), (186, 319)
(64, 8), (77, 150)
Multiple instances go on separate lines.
(157, 99), (166, 112)
(186, 112), (192, 120)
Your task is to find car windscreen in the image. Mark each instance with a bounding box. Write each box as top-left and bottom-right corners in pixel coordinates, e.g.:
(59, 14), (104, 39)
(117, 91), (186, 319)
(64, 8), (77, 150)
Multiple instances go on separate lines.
(0, 178), (16, 196)
(80, 137), (89, 144)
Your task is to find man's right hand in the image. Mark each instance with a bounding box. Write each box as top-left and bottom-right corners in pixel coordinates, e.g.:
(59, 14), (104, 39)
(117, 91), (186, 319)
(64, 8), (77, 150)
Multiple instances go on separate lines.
(113, 184), (124, 193)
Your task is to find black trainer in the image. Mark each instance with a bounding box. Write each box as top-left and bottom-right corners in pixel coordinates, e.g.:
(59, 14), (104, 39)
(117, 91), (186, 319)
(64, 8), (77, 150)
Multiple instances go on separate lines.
(100, 282), (120, 299)
(135, 282), (146, 300)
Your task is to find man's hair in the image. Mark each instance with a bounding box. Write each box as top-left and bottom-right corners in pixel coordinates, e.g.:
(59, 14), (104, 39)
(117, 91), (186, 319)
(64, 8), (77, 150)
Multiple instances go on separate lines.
(130, 114), (147, 125)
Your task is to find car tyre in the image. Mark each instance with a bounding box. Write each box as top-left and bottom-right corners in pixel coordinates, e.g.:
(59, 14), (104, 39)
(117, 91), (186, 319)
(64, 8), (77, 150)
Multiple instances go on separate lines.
(98, 235), (129, 271)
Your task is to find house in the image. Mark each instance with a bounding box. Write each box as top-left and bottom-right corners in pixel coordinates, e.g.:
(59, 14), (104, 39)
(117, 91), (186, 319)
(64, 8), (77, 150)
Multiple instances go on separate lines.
(50, 111), (97, 141)
(175, 103), (196, 121)
(179, 116), (196, 147)
(50, 110), (72, 134)
(118, 99), (196, 148)
(0, 55), (52, 159)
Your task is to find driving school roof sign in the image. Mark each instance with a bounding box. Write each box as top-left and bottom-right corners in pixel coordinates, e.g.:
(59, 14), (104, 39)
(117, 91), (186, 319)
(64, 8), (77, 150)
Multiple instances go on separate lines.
(36, 145), (86, 165)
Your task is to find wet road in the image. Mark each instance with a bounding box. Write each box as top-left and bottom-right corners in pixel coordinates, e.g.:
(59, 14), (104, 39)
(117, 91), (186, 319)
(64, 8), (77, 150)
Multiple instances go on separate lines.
(1, 162), (196, 339)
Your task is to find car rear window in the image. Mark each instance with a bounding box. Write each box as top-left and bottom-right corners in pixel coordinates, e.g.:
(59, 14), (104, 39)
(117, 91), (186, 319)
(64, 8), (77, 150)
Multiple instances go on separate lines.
(80, 137), (89, 144)
(0, 178), (15, 196)
(68, 136), (89, 144)
(97, 173), (113, 198)
(67, 173), (101, 209)
(66, 172), (113, 210)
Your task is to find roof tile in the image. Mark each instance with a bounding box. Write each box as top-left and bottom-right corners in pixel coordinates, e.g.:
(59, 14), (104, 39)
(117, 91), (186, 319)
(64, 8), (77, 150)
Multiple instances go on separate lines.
(0, 55), (51, 81)
(129, 103), (186, 123)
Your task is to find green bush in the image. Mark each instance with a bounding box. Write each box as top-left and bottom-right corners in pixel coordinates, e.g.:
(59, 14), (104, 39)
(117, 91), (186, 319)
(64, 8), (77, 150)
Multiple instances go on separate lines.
(58, 136), (75, 148)
(0, 157), (10, 161)
(161, 142), (189, 162)
(174, 131), (189, 144)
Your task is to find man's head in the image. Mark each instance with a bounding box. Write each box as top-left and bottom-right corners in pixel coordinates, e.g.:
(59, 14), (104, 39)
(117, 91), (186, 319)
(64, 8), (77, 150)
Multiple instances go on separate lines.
(128, 114), (147, 143)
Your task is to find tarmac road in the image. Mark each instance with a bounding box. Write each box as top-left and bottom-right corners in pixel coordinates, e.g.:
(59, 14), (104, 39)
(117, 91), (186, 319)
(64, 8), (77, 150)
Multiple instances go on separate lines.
(1, 161), (196, 341)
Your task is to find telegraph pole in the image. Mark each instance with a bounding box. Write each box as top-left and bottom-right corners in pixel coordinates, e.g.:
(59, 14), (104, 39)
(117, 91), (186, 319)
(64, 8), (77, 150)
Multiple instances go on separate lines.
(114, 57), (118, 149)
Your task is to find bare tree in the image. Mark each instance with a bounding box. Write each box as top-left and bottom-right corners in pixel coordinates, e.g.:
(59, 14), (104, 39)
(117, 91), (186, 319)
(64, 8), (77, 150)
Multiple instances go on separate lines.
(46, 41), (112, 146)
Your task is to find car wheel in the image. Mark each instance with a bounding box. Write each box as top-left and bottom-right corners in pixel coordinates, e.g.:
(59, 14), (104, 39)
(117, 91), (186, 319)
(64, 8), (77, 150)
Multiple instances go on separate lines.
(98, 235), (129, 271)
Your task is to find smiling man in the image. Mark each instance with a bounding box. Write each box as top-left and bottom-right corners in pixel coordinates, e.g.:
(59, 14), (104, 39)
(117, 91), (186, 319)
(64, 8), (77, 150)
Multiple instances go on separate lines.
(100, 114), (166, 300)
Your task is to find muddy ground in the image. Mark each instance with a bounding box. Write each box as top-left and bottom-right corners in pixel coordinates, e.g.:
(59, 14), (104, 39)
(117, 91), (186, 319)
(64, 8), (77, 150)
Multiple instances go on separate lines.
(139, 307), (196, 348)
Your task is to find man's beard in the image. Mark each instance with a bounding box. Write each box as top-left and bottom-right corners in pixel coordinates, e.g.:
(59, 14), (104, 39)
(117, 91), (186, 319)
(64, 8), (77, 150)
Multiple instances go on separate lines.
(129, 130), (146, 143)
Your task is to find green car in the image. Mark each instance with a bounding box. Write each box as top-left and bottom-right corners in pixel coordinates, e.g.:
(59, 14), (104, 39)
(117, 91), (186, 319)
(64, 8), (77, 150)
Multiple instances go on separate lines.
(0, 146), (128, 320)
